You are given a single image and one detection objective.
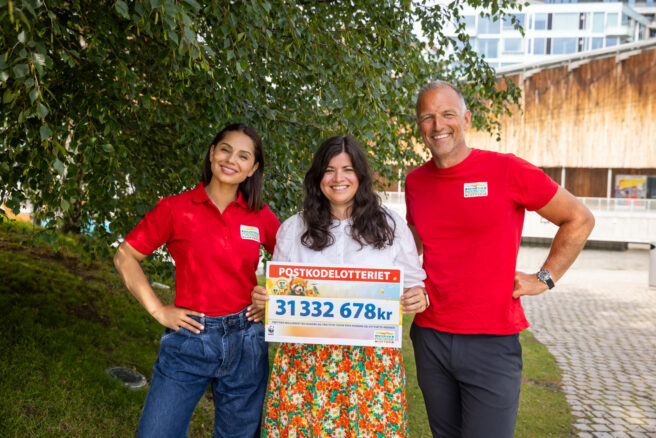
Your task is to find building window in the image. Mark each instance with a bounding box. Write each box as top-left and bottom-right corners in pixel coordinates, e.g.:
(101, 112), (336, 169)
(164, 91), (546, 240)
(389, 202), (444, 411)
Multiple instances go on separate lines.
(606, 13), (618, 30)
(503, 13), (525, 31)
(533, 37), (546, 55)
(552, 13), (579, 31)
(463, 15), (476, 30)
(579, 12), (588, 30)
(591, 37), (604, 50)
(606, 37), (618, 47)
(503, 38), (523, 54)
(534, 13), (548, 31)
(592, 12), (604, 33)
(477, 16), (500, 34)
(552, 37), (577, 55)
(476, 38), (499, 58)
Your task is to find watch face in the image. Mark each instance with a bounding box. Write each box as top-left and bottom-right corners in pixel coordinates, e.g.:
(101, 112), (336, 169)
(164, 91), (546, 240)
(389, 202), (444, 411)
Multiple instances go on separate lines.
(537, 270), (554, 288)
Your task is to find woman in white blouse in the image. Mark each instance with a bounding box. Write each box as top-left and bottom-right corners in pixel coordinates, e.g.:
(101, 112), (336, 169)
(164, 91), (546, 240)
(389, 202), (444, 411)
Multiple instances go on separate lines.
(253, 135), (428, 437)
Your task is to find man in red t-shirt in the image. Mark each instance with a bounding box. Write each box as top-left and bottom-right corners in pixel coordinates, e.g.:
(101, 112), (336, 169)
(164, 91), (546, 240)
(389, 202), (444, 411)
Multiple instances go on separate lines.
(406, 80), (595, 438)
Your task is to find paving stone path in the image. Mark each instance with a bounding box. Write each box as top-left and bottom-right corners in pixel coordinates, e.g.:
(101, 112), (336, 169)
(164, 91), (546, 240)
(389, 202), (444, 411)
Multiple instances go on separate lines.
(518, 247), (656, 438)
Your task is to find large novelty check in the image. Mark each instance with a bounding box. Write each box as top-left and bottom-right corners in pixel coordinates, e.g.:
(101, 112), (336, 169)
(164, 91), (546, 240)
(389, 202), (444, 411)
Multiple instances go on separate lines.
(264, 262), (403, 348)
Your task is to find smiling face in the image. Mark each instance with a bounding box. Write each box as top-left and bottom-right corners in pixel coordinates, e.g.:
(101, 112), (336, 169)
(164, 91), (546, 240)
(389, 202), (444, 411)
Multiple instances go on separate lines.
(319, 152), (359, 219)
(416, 86), (472, 168)
(209, 131), (259, 186)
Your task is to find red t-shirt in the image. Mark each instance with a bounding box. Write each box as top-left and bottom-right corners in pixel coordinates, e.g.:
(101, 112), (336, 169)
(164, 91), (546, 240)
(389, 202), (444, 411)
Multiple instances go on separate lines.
(406, 149), (559, 334)
(126, 183), (280, 316)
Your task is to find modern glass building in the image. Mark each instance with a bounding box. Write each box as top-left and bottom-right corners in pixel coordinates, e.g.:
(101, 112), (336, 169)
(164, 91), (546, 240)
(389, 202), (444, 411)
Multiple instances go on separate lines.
(459, 1), (654, 68)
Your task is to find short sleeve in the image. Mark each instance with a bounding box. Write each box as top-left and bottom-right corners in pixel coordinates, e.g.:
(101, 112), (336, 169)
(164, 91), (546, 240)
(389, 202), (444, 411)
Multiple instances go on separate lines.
(405, 175), (415, 226)
(260, 205), (280, 255)
(125, 197), (174, 256)
(387, 209), (426, 288)
(272, 214), (303, 263)
(507, 154), (559, 211)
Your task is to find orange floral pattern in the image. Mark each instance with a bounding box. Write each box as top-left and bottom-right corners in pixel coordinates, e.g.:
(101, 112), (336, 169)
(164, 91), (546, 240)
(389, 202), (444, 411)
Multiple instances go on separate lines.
(264, 343), (408, 437)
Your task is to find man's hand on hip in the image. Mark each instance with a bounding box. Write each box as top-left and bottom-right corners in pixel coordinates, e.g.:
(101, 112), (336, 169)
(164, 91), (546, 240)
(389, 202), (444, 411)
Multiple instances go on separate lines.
(512, 271), (549, 298)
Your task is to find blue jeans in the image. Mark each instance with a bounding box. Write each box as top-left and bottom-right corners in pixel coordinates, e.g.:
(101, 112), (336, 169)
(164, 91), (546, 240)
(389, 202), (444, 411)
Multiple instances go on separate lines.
(138, 308), (268, 438)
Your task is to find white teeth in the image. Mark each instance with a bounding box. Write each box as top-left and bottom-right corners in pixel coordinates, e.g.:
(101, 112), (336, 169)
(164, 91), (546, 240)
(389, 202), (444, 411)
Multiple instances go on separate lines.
(221, 166), (237, 174)
(433, 134), (450, 140)
(332, 185), (348, 190)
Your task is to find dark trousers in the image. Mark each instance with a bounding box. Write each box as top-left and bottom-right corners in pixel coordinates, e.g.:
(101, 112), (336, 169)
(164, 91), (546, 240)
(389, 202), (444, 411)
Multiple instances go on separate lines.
(410, 323), (523, 438)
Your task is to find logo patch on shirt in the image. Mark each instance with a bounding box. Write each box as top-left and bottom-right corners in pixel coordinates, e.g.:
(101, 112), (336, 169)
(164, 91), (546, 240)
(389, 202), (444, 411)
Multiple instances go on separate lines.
(463, 182), (488, 198)
(240, 225), (260, 242)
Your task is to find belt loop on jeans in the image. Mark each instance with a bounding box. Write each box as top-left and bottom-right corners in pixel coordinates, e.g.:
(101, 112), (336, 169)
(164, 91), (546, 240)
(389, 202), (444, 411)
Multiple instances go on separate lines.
(239, 308), (246, 330)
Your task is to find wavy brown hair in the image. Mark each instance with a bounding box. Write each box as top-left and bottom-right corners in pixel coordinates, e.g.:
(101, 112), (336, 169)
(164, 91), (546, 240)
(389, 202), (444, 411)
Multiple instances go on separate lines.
(201, 123), (264, 211)
(301, 135), (395, 250)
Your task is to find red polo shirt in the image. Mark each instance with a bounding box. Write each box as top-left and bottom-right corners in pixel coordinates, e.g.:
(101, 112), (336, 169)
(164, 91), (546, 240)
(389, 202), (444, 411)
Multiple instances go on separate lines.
(406, 150), (558, 334)
(126, 183), (280, 316)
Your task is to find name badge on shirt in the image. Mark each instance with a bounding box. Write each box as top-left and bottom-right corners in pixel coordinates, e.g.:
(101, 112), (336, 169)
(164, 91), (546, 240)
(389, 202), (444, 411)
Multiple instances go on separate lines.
(240, 225), (260, 242)
(463, 182), (488, 198)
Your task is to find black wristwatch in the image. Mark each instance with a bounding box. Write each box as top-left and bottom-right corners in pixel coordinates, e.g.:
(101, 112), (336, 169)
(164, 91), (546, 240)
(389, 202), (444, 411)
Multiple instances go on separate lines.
(537, 269), (555, 289)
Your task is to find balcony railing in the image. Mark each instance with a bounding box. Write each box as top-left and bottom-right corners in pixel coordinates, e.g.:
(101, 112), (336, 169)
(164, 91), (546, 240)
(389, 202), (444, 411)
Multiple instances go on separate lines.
(579, 197), (656, 212)
(379, 193), (656, 243)
(605, 25), (631, 37)
(380, 192), (656, 213)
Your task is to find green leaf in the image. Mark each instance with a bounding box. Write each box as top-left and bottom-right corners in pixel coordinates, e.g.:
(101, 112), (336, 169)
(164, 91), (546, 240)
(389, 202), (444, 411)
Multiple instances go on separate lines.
(183, 0), (200, 11)
(32, 53), (46, 67)
(2, 89), (15, 104)
(36, 103), (48, 119)
(40, 125), (52, 141)
(167, 30), (179, 44)
(102, 144), (115, 153)
(53, 159), (65, 175)
(115, 0), (129, 19)
(22, 1), (37, 18)
(61, 198), (70, 211)
(12, 64), (29, 78)
(29, 88), (39, 103)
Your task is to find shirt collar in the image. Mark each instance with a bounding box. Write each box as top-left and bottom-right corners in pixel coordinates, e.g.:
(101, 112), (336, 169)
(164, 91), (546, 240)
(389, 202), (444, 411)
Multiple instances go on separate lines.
(191, 182), (247, 208)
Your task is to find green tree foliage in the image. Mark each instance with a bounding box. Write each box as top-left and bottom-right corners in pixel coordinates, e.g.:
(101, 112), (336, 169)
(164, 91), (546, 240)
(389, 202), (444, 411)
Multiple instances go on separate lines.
(1, 0), (521, 254)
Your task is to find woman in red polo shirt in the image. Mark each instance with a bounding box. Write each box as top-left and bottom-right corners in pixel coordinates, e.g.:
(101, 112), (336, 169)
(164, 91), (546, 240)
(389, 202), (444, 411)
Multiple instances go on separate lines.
(113, 123), (279, 438)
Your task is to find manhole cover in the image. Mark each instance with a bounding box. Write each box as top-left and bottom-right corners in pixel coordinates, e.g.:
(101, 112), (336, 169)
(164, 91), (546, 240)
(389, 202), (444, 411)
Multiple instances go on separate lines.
(105, 367), (147, 390)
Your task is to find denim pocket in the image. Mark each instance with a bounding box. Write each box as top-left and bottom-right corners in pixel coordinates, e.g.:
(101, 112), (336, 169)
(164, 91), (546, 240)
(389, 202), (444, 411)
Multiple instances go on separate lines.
(160, 326), (193, 344)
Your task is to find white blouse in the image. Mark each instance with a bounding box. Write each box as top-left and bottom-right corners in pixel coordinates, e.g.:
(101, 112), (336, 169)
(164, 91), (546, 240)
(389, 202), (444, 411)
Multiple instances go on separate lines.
(272, 209), (426, 288)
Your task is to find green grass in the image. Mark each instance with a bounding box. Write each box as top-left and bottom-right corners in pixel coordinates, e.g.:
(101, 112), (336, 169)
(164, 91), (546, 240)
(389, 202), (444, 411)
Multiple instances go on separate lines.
(0, 220), (574, 437)
(516, 331), (575, 437)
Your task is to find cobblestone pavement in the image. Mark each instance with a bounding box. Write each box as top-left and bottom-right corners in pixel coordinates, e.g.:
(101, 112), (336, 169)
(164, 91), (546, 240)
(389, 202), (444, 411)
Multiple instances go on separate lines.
(517, 246), (656, 438)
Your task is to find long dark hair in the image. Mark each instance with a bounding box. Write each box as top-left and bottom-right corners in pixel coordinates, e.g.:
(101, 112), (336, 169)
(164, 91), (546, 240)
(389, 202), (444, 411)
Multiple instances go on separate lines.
(301, 135), (395, 250)
(201, 123), (264, 211)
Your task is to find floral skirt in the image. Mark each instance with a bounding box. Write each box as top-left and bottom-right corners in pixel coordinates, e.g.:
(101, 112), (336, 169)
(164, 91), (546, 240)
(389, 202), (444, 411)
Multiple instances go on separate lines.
(264, 343), (408, 438)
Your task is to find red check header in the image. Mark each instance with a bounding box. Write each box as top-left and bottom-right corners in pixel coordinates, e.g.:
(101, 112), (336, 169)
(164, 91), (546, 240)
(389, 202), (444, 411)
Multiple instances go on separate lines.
(268, 264), (401, 283)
